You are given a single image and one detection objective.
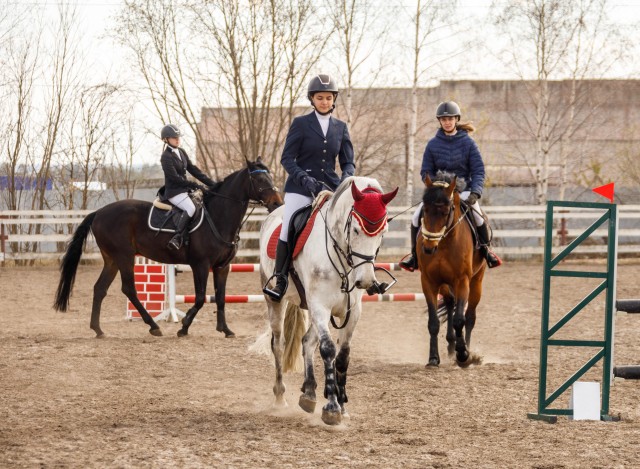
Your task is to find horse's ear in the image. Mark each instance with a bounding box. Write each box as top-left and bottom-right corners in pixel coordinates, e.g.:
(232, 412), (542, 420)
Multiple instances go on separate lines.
(381, 187), (399, 205)
(446, 176), (456, 198)
(256, 155), (263, 165)
(424, 175), (432, 187)
(351, 181), (365, 201)
(244, 155), (250, 166)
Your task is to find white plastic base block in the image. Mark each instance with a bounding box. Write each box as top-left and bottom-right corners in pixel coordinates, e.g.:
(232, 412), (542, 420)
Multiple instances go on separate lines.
(570, 381), (601, 421)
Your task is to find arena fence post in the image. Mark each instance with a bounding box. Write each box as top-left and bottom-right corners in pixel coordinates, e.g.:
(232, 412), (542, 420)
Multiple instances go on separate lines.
(527, 201), (618, 423)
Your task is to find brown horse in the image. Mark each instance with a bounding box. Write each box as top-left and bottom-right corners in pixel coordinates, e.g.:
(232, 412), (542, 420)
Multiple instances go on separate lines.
(417, 172), (486, 367)
(53, 158), (282, 338)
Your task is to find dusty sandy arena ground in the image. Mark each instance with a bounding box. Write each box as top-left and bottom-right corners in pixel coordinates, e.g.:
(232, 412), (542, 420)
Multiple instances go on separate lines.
(1, 259), (640, 468)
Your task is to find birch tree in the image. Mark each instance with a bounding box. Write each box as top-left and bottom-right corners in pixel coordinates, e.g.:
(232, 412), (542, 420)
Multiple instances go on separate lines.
(492, 0), (630, 204)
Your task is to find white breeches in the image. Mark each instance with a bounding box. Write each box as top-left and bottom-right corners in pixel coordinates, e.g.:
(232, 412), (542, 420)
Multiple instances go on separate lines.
(169, 192), (196, 217)
(279, 192), (314, 242)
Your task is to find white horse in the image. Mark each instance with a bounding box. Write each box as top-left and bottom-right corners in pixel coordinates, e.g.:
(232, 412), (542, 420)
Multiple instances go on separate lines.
(254, 177), (398, 425)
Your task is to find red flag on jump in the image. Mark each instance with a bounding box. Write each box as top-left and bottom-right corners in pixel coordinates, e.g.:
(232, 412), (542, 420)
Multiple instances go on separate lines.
(592, 182), (614, 203)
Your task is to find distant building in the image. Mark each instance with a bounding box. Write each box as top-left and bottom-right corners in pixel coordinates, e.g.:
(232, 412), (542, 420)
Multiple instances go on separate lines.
(198, 79), (640, 196)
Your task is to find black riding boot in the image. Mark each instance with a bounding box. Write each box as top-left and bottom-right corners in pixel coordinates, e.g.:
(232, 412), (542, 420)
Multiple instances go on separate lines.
(168, 210), (190, 250)
(400, 225), (420, 272)
(477, 223), (502, 268)
(263, 239), (291, 302)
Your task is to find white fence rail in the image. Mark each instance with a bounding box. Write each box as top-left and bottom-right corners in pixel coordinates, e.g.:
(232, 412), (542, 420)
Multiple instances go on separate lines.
(2, 205), (640, 262)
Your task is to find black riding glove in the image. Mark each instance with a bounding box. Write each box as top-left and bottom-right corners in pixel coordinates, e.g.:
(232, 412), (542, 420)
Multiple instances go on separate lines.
(466, 192), (480, 205)
(301, 175), (319, 195)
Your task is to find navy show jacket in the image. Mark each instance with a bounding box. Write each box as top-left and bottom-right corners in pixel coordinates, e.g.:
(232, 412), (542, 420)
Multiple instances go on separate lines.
(281, 112), (355, 196)
(160, 146), (216, 199)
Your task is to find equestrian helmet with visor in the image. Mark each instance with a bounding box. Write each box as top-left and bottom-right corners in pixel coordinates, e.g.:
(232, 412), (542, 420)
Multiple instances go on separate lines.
(307, 74), (339, 100)
(436, 101), (461, 121)
(161, 124), (181, 140)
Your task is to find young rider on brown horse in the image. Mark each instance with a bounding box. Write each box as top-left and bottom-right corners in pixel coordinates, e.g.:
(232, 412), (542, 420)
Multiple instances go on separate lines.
(160, 124), (217, 250)
(400, 101), (502, 271)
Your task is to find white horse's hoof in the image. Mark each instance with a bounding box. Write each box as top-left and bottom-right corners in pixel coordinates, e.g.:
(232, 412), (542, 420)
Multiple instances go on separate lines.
(322, 408), (342, 425)
(299, 395), (316, 414)
(274, 397), (288, 409)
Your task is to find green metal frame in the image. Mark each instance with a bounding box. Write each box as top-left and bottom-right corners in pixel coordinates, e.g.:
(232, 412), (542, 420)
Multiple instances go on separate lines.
(527, 201), (618, 423)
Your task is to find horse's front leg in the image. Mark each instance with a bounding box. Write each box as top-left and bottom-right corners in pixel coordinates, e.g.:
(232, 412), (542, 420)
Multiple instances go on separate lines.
(298, 324), (318, 414)
(453, 284), (471, 365)
(425, 297), (442, 367)
(314, 310), (341, 425)
(213, 265), (235, 337)
(441, 293), (456, 357)
(177, 264), (209, 337)
(465, 267), (485, 347)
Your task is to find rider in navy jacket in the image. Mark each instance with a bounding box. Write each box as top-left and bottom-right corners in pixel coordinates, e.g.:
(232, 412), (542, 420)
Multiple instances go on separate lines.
(160, 124), (216, 250)
(281, 112), (355, 196)
(263, 74), (355, 302)
(400, 101), (501, 271)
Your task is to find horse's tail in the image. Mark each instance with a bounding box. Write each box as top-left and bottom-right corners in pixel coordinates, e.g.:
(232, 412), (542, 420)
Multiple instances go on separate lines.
(248, 300), (308, 373)
(282, 302), (307, 373)
(53, 211), (97, 312)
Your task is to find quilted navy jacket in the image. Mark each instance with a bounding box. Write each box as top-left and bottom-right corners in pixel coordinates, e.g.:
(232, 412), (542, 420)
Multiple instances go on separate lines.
(420, 128), (486, 196)
(281, 112), (355, 196)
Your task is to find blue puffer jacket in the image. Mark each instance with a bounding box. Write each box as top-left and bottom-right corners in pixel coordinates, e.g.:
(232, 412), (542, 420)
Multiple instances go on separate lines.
(420, 128), (485, 196)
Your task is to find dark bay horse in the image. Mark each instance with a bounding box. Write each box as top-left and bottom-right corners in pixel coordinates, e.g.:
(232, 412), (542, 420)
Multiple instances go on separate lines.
(417, 173), (486, 367)
(54, 158), (282, 338)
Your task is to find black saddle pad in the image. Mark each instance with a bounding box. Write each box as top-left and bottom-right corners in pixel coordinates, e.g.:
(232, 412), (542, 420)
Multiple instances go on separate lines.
(148, 205), (204, 234)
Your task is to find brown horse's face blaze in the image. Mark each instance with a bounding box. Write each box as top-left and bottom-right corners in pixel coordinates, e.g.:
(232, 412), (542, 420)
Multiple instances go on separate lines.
(419, 175), (456, 255)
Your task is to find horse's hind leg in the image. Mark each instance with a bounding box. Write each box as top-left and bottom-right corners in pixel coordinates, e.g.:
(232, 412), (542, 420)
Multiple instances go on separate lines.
(269, 301), (287, 407)
(119, 261), (162, 336)
(298, 325), (318, 414)
(178, 264), (210, 337)
(90, 260), (118, 338)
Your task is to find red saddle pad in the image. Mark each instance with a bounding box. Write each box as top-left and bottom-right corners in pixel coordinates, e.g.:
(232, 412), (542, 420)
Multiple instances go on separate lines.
(266, 197), (329, 259)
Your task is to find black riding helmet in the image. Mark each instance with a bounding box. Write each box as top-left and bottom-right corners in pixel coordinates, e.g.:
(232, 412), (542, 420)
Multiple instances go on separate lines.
(307, 74), (339, 100)
(436, 101), (461, 121)
(161, 124), (181, 140)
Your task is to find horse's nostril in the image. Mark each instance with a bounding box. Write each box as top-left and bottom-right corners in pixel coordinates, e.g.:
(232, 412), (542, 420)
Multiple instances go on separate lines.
(355, 280), (363, 289)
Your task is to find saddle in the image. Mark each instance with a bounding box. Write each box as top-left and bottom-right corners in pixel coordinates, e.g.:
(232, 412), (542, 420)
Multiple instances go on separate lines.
(147, 186), (204, 234)
(461, 200), (490, 248)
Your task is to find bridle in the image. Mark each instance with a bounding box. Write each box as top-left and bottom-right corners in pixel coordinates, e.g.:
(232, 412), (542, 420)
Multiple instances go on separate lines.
(420, 183), (468, 243)
(202, 167), (279, 250)
(322, 201), (396, 329)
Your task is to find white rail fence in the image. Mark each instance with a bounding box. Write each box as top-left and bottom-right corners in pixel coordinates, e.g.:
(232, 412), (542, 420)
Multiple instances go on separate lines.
(2, 205), (640, 263)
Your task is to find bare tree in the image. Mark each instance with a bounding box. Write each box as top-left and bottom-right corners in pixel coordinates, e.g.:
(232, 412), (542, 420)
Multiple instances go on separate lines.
(116, 0), (332, 187)
(404, 0), (457, 206)
(492, 0), (630, 204)
(325, 0), (407, 187)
